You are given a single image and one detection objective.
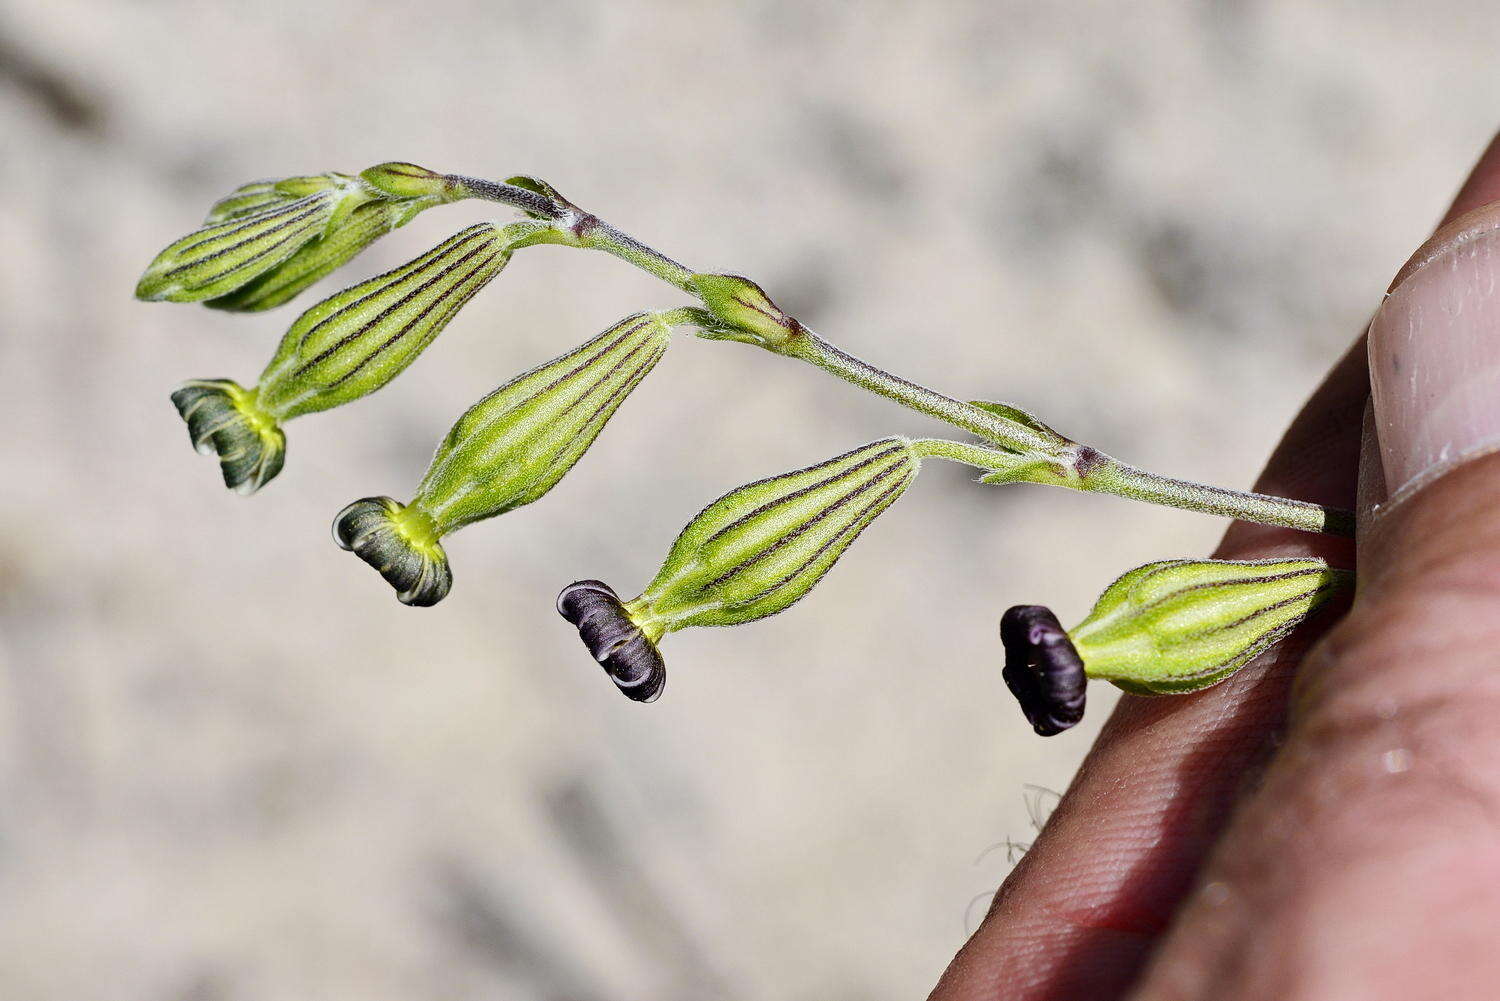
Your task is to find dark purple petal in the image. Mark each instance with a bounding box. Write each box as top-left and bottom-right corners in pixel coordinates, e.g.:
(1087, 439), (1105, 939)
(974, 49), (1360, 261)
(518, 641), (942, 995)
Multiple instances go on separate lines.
(1000, 605), (1087, 736)
(332, 496), (452, 606)
(557, 580), (666, 703)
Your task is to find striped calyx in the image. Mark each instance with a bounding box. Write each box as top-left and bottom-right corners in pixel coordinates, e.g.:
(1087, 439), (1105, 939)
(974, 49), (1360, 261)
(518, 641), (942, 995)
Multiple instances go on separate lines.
(1068, 557), (1351, 695)
(334, 310), (674, 604)
(205, 197), (426, 313)
(137, 163), (455, 311)
(201, 179), (308, 225)
(137, 182), (345, 303)
(255, 221), (515, 418)
(557, 581), (665, 702)
(1000, 557), (1351, 736)
(560, 438), (920, 701)
(172, 221), (521, 494)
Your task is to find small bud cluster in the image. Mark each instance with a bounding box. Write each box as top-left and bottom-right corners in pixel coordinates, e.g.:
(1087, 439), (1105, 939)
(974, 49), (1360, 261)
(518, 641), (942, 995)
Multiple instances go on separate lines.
(137, 163), (459, 312)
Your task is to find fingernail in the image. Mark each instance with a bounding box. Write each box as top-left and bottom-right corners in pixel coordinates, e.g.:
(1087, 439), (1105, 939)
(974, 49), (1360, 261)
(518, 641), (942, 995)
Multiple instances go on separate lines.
(1369, 201), (1500, 501)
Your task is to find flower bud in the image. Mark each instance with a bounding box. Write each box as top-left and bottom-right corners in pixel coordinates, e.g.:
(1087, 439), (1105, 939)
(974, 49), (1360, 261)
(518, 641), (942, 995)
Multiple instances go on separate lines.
(205, 197), (428, 313)
(270, 174), (347, 197)
(1001, 557), (1352, 735)
(333, 310), (675, 604)
(173, 222), (518, 493)
(202, 179), (302, 225)
(203, 173), (358, 223)
(358, 161), (454, 200)
(139, 164), (454, 310)
(559, 437), (921, 701)
(687, 273), (802, 348)
(137, 182), (349, 304)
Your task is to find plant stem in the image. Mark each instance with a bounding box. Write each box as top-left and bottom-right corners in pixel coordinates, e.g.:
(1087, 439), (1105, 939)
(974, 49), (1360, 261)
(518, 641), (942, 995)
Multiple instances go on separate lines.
(912, 439), (1354, 537)
(456, 176), (696, 291)
(1083, 461), (1354, 536)
(456, 174), (1355, 537)
(447, 175), (563, 220)
(783, 332), (1058, 456)
(584, 222), (696, 291)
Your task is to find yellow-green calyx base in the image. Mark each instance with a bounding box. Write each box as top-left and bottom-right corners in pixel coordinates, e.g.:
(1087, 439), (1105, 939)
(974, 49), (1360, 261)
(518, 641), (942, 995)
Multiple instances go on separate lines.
(1070, 557), (1352, 695)
(623, 597), (668, 645)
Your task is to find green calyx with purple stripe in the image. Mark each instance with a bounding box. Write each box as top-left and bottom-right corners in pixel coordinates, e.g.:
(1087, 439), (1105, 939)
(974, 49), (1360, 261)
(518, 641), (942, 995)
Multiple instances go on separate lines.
(560, 437), (920, 701)
(999, 556), (1353, 736)
(636, 437), (919, 632)
(171, 220), (536, 494)
(1066, 557), (1352, 695)
(332, 309), (681, 604)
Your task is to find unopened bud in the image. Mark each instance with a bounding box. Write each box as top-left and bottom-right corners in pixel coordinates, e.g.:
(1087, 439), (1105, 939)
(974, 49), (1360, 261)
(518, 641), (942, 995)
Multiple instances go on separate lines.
(560, 437), (920, 701)
(688, 273), (802, 348)
(358, 161), (454, 200)
(173, 222), (520, 493)
(1001, 557), (1351, 735)
(137, 186), (347, 303)
(270, 174), (345, 197)
(333, 310), (675, 604)
(205, 198), (412, 313)
(202, 179), (306, 225)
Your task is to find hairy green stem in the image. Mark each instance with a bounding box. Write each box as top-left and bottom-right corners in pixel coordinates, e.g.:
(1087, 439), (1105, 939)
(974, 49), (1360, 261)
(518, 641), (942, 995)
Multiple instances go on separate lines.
(1081, 462), (1354, 535)
(783, 332), (1056, 456)
(448, 175), (562, 220)
(457, 175), (695, 290)
(583, 222), (696, 291)
(455, 173), (1354, 537)
(912, 439), (1353, 536)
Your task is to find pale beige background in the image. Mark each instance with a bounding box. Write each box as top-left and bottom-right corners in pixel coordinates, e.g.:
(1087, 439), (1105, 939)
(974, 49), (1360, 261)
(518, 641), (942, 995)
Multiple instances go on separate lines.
(1, 2), (1496, 998)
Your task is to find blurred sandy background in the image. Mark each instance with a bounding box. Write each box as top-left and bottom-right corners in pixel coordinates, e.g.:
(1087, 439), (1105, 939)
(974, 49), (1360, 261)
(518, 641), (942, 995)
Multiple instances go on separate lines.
(1, 1), (1497, 998)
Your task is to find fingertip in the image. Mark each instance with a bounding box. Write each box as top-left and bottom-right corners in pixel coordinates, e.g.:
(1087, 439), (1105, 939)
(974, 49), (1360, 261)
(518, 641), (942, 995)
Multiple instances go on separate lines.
(1369, 205), (1500, 509)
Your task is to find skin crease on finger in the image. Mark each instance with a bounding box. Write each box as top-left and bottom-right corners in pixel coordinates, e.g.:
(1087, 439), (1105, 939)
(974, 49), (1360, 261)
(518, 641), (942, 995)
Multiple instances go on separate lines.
(929, 134), (1500, 1001)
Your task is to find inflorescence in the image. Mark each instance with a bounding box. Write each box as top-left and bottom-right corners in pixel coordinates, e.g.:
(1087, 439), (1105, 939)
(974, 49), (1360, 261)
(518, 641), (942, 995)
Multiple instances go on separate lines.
(138, 161), (1354, 733)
